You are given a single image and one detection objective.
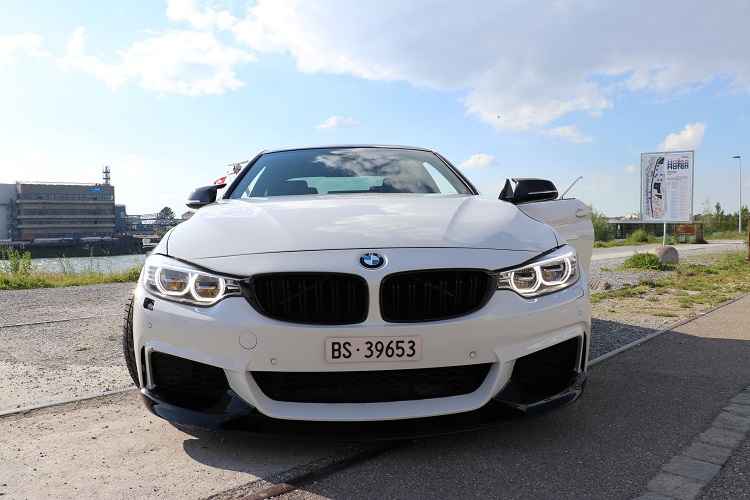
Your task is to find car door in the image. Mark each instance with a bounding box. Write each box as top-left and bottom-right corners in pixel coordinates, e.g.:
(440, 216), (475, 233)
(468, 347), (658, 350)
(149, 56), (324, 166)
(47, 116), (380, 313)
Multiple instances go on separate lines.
(517, 199), (594, 275)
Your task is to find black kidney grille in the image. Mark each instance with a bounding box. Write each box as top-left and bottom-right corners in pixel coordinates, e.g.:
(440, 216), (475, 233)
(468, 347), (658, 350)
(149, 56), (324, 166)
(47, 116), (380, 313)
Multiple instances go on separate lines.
(150, 352), (229, 395)
(510, 337), (579, 388)
(252, 364), (491, 404)
(246, 273), (368, 325)
(381, 270), (492, 322)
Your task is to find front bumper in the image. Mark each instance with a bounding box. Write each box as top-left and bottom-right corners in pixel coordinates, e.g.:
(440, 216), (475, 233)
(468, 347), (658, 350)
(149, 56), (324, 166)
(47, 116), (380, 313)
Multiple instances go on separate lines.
(131, 247), (591, 437)
(142, 371), (587, 441)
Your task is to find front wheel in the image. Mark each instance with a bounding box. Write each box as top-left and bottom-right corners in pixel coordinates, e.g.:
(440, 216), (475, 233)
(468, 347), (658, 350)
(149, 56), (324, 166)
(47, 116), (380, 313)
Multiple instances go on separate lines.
(122, 296), (140, 387)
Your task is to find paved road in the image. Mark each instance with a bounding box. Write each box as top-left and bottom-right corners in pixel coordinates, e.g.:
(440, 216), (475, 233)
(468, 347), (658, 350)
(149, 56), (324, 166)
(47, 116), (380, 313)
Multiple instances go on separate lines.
(591, 239), (746, 261)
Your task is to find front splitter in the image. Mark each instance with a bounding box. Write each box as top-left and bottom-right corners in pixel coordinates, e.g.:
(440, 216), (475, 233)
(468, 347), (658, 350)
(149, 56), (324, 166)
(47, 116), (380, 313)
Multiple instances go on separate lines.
(141, 372), (586, 441)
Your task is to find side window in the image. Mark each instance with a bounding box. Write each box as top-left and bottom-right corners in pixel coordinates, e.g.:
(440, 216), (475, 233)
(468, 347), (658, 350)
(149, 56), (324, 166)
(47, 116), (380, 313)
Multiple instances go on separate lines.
(423, 163), (459, 195)
(240, 166), (266, 198)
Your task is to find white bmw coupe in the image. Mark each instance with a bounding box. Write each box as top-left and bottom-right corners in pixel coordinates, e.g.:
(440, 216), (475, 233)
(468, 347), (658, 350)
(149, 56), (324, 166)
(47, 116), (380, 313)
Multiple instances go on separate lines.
(123, 145), (593, 439)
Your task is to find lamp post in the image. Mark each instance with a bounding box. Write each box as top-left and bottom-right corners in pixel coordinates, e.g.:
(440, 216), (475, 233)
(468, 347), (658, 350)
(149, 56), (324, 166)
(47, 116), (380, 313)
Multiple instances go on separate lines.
(733, 156), (742, 233)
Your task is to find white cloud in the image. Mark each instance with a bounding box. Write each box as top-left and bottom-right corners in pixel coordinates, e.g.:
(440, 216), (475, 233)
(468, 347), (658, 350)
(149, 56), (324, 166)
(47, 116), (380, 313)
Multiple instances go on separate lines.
(315, 116), (362, 130)
(584, 174), (617, 192)
(0, 33), (50, 67)
(56, 27), (255, 96)
(459, 154), (497, 170)
(166, 0), (235, 31)
(657, 122), (708, 151)
(625, 165), (637, 173)
(540, 126), (594, 143)
(230, 1), (750, 131)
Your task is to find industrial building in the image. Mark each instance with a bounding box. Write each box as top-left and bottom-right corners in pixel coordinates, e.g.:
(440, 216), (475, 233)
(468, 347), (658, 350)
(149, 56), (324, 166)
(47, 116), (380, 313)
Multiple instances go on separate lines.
(1, 167), (116, 241)
(10, 181), (116, 240)
(1, 167), (183, 254)
(0, 170), (150, 259)
(0, 183), (14, 241)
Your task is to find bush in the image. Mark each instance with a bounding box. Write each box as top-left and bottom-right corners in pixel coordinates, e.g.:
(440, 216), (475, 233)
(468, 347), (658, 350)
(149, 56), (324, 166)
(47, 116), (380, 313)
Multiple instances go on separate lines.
(618, 252), (672, 271)
(0, 246), (33, 276)
(0, 248), (141, 290)
(625, 229), (650, 244)
(589, 205), (613, 242)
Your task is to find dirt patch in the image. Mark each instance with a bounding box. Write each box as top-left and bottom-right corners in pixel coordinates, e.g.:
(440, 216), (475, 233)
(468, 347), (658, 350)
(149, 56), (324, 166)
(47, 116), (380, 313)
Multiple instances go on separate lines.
(590, 252), (748, 330)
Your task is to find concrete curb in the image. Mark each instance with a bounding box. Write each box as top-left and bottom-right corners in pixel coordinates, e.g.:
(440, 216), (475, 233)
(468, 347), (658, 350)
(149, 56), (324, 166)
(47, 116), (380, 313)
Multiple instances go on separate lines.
(635, 386), (750, 500)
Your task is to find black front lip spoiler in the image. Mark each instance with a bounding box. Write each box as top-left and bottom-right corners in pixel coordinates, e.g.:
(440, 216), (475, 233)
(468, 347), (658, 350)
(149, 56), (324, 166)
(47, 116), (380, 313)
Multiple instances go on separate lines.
(141, 371), (587, 441)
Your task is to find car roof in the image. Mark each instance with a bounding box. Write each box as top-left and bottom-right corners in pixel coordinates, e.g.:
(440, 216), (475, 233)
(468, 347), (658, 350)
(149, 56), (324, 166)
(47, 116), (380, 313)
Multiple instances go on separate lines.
(257, 145), (436, 155)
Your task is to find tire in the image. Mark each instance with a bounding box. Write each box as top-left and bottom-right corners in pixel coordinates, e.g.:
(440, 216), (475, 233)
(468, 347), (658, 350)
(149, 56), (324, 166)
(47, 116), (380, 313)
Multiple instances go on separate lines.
(122, 296), (141, 388)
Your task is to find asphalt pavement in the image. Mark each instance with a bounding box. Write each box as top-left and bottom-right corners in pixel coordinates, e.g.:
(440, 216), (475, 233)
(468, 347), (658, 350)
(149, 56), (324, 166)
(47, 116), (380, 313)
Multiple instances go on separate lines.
(276, 294), (750, 500)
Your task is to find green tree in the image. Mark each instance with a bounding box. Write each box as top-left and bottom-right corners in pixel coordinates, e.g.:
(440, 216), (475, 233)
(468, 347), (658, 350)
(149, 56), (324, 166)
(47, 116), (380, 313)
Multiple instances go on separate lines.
(156, 207), (177, 232)
(697, 197), (715, 234)
(158, 207), (176, 221)
(588, 205), (612, 242)
(714, 202), (731, 231)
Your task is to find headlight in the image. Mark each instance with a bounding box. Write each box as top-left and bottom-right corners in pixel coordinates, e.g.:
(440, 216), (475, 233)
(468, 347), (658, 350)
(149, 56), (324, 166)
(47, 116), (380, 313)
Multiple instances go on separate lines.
(142, 254), (241, 306)
(496, 246), (579, 298)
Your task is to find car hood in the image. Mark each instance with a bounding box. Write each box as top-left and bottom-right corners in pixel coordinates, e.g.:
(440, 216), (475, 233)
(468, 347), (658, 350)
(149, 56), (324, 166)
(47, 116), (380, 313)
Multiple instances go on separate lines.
(165, 195), (560, 260)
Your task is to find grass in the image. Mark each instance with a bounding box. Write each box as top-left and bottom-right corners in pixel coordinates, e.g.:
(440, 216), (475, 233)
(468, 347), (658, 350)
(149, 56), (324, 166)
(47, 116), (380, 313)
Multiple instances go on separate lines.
(618, 252), (674, 271)
(591, 251), (750, 318)
(704, 230), (748, 241)
(594, 230), (678, 248)
(594, 229), (747, 248)
(0, 245), (141, 290)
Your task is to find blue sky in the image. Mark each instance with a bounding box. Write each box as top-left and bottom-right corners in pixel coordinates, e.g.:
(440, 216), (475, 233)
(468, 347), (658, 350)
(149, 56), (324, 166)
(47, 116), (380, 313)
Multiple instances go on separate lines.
(1, 0), (749, 218)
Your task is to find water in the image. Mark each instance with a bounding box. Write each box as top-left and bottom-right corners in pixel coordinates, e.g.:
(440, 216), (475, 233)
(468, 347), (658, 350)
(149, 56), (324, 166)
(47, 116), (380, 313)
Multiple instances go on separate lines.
(31, 254), (146, 273)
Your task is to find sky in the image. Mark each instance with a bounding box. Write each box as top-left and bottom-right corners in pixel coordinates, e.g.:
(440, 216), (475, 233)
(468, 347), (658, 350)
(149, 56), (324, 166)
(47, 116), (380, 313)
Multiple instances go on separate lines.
(1, 0), (749, 218)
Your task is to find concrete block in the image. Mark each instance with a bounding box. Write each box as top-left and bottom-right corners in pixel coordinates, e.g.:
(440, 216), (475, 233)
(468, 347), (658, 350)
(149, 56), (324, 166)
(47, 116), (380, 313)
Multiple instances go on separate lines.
(731, 393), (750, 405)
(681, 441), (732, 466)
(663, 456), (721, 482)
(651, 245), (679, 264)
(647, 472), (704, 500)
(697, 427), (744, 449)
(726, 403), (750, 417)
(713, 411), (750, 433)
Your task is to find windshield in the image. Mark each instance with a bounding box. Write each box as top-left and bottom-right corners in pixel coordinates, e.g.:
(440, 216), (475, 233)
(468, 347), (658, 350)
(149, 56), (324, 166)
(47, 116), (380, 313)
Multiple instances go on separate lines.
(228, 147), (474, 198)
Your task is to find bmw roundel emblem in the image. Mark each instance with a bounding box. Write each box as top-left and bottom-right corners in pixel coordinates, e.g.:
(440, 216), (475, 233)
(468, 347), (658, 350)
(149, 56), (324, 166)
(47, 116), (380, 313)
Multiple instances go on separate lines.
(359, 252), (385, 270)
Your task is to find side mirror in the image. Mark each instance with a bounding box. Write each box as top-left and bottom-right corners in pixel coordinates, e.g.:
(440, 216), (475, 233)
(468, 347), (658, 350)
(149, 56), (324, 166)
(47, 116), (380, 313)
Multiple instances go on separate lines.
(186, 184), (226, 209)
(498, 178), (558, 204)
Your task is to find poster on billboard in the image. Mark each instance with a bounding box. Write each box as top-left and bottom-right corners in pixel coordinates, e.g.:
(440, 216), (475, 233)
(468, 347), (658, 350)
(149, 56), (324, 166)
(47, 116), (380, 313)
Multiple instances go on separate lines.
(641, 151), (694, 223)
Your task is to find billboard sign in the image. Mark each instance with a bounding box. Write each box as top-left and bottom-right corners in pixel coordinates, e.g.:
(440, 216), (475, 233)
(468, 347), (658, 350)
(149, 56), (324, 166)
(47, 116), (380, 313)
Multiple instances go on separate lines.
(641, 151), (694, 223)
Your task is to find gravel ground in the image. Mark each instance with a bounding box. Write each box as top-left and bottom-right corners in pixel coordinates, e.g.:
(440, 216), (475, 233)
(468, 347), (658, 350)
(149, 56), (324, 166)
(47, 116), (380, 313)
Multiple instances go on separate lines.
(588, 255), (678, 360)
(0, 283), (136, 409)
(587, 241), (747, 359)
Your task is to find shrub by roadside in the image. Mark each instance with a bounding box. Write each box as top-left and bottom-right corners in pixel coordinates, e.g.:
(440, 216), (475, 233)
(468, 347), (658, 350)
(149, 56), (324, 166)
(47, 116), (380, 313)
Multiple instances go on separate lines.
(0, 245), (141, 290)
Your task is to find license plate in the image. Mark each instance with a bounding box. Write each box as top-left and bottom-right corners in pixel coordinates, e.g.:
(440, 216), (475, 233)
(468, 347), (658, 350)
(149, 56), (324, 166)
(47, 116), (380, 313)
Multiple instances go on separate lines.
(326, 336), (422, 363)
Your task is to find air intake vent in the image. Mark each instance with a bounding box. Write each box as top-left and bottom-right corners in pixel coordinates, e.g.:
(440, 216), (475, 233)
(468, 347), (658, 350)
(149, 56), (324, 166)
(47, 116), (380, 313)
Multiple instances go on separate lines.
(381, 269), (492, 322)
(252, 364), (492, 403)
(511, 337), (579, 389)
(151, 352), (229, 395)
